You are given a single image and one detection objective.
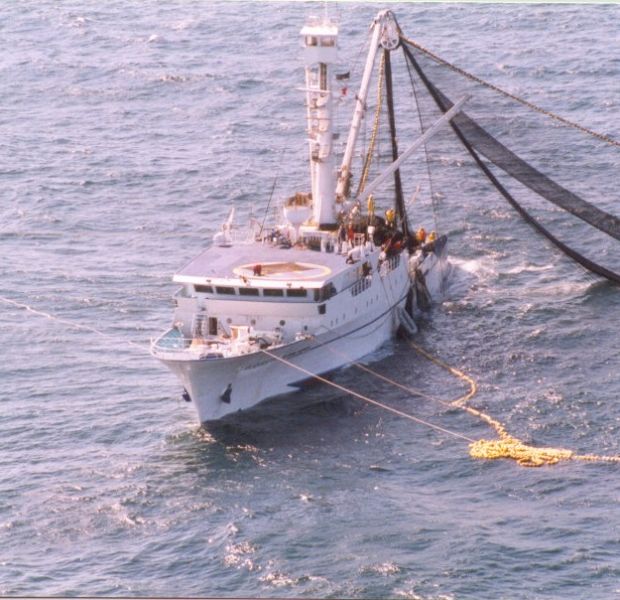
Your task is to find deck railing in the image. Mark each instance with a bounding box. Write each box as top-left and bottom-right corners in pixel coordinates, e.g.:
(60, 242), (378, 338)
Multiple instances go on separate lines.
(350, 276), (372, 297)
(379, 253), (400, 276)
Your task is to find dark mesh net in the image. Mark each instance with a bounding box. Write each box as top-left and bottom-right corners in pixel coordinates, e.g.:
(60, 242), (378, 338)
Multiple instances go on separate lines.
(396, 37), (620, 283)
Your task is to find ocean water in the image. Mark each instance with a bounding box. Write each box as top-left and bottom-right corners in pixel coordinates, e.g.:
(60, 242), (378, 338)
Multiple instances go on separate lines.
(1, 2), (620, 598)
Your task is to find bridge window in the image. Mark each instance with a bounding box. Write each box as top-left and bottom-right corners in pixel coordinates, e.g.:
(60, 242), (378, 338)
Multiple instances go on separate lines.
(286, 289), (307, 298)
(239, 288), (259, 296)
(263, 289), (284, 297)
(215, 286), (236, 295)
(194, 284), (213, 294)
(314, 282), (337, 302)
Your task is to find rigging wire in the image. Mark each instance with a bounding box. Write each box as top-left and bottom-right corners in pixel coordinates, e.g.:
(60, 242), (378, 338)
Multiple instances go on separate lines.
(399, 34), (620, 149)
(258, 175), (279, 237)
(347, 26), (377, 192)
(403, 50), (439, 233)
(2, 290), (620, 466)
(355, 53), (385, 197)
(383, 47), (409, 238)
(400, 41), (620, 286)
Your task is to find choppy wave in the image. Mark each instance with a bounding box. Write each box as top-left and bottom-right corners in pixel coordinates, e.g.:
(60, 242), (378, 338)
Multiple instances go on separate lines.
(1, 3), (619, 599)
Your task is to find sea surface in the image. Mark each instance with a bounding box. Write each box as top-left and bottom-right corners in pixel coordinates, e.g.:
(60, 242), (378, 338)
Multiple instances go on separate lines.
(1, 2), (620, 599)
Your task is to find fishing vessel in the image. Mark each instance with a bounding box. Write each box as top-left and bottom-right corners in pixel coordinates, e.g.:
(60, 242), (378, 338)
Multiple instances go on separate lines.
(151, 10), (459, 423)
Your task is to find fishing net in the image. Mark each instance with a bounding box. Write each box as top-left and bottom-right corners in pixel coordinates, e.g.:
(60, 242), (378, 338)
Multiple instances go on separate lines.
(352, 31), (620, 283)
(401, 36), (620, 282)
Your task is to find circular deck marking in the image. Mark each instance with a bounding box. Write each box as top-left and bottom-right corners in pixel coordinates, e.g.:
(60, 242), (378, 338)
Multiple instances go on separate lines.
(233, 261), (331, 280)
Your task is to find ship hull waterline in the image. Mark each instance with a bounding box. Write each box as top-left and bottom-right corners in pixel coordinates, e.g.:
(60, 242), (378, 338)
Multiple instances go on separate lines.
(153, 237), (449, 424)
(157, 291), (412, 423)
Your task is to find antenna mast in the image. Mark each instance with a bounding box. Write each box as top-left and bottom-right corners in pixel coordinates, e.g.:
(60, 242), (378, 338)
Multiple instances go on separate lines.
(300, 16), (339, 227)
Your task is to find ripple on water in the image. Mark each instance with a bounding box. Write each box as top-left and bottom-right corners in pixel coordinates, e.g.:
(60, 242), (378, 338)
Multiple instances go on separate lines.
(1, 3), (620, 599)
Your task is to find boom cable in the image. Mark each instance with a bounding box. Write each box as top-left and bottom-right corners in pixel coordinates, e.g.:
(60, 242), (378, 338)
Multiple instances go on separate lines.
(400, 42), (620, 286)
(383, 47), (409, 238)
(399, 34), (620, 149)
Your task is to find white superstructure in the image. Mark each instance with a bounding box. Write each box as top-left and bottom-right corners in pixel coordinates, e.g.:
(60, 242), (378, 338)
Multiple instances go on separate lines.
(151, 11), (459, 423)
(300, 18), (338, 226)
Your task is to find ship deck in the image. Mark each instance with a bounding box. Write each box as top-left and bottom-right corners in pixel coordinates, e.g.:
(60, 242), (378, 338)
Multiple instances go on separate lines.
(173, 241), (365, 288)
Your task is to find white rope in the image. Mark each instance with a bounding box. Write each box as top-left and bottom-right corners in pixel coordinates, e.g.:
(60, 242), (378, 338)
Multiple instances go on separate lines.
(261, 348), (475, 443)
(400, 35), (620, 149)
(0, 295), (150, 352)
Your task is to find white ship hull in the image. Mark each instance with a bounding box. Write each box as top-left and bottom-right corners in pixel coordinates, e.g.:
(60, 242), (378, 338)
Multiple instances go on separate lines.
(153, 238), (448, 423)
(152, 12), (457, 425)
(158, 289), (405, 422)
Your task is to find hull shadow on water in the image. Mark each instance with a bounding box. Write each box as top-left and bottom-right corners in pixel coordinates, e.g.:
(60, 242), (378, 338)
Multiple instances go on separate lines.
(193, 337), (413, 446)
(198, 378), (366, 448)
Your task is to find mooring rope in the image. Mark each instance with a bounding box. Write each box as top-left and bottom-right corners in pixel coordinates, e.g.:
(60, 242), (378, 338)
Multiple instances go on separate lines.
(325, 344), (463, 408)
(261, 348), (474, 443)
(0, 295), (150, 352)
(399, 34), (620, 149)
(405, 339), (577, 467)
(3, 293), (618, 466)
(321, 332), (619, 466)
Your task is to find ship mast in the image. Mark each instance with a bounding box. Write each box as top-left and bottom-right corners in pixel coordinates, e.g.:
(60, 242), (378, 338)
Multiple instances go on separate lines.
(300, 17), (338, 227)
(335, 10), (400, 204)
